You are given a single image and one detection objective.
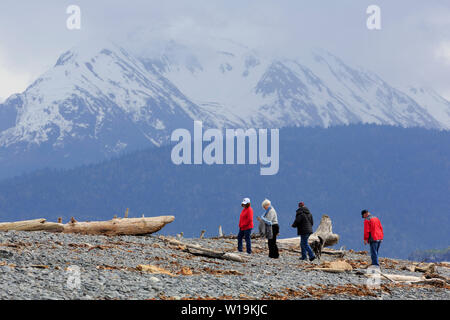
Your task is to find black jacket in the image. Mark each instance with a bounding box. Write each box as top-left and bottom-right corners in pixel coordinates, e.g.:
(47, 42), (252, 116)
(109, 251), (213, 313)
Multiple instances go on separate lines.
(292, 206), (314, 235)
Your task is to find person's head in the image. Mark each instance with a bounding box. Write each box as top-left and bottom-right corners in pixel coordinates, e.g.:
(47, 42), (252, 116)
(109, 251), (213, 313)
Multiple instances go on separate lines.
(262, 199), (271, 210)
(361, 209), (370, 218)
(298, 202), (305, 208)
(241, 197), (251, 208)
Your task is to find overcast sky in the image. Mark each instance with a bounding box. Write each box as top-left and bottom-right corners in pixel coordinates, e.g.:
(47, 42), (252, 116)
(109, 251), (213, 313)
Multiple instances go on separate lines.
(0, 0), (449, 102)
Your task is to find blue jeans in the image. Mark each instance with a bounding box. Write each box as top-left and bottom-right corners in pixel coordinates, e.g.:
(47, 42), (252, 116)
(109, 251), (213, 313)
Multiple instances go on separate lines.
(370, 240), (382, 266)
(238, 229), (252, 254)
(300, 233), (315, 259)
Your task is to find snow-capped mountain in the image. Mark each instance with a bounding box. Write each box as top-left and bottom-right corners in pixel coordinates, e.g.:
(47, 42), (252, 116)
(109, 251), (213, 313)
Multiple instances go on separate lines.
(0, 38), (449, 178)
(0, 41), (214, 152)
(139, 40), (446, 129)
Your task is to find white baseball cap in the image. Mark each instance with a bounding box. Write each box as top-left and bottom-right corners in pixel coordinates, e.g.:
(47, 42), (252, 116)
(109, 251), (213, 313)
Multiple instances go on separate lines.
(241, 198), (251, 205)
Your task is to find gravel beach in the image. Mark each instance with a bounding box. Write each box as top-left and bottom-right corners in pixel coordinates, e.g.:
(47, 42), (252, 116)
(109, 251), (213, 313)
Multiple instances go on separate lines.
(0, 230), (449, 300)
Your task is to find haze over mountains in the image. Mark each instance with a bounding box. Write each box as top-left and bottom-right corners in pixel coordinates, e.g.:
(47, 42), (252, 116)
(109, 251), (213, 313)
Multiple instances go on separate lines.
(0, 37), (449, 179)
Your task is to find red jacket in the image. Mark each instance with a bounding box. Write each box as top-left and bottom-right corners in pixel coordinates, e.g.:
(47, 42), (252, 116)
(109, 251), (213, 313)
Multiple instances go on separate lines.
(364, 215), (384, 242)
(239, 207), (254, 230)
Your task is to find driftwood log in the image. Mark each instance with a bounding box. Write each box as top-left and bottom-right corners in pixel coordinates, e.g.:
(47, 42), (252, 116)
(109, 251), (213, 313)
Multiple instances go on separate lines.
(161, 236), (246, 263)
(63, 216), (175, 236)
(0, 219), (64, 233)
(278, 214), (339, 258)
(0, 216), (174, 236)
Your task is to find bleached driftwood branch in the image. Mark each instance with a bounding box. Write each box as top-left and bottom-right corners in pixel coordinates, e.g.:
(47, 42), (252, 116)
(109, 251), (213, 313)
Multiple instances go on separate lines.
(0, 216), (175, 236)
(160, 236), (246, 263)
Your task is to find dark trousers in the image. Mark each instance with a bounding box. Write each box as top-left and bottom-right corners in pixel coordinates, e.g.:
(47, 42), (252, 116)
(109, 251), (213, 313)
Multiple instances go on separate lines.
(237, 228), (252, 254)
(369, 240), (382, 266)
(268, 224), (279, 258)
(300, 233), (315, 259)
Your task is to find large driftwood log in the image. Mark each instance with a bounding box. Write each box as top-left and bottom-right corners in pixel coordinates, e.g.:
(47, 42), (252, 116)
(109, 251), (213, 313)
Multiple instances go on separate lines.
(62, 216), (175, 236)
(161, 236), (246, 263)
(0, 219), (64, 232)
(278, 214), (339, 258)
(0, 216), (174, 236)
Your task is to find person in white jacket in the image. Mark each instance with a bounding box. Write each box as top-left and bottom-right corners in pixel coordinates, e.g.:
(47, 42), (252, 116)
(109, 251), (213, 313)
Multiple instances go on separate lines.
(257, 199), (279, 259)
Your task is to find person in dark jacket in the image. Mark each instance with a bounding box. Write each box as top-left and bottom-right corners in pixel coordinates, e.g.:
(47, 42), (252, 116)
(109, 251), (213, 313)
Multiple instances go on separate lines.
(362, 209), (384, 266)
(291, 202), (316, 261)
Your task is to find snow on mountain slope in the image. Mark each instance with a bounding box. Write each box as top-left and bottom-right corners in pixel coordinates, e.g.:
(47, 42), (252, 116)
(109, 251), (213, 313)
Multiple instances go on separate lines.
(292, 50), (443, 128)
(405, 86), (450, 130)
(0, 37), (449, 171)
(139, 39), (447, 129)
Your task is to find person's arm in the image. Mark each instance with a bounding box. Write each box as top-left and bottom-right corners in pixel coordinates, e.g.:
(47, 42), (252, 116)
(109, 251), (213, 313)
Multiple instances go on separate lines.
(238, 212), (242, 229)
(291, 217), (297, 228)
(363, 219), (370, 244)
(249, 208), (254, 226)
(379, 219), (384, 241)
(260, 213), (272, 226)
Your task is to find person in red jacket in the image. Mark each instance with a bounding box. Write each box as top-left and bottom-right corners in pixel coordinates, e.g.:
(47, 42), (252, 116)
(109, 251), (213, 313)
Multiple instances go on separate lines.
(238, 197), (254, 254)
(362, 209), (384, 266)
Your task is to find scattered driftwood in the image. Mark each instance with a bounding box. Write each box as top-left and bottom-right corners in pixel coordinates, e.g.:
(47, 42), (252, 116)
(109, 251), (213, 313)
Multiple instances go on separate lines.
(380, 274), (423, 282)
(0, 219), (64, 233)
(161, 237), (246, 263)
(321, 248), (346, 258)
(311, 260), (353, 273)
(0, 216), (175, 236)
(368, 272), (450, 288)
(278, 214), (339, 258)
(210, 233), (262, 240)
(405, 262), (436, 274)
(136, 264), (176, 276)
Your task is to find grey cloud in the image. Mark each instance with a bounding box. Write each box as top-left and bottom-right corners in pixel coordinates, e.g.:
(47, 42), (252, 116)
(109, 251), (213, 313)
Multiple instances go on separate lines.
(0, 0), (449, 99)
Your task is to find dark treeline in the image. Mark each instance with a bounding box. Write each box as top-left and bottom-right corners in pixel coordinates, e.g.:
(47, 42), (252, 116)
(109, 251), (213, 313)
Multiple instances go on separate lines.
(408, 247), (450, 262)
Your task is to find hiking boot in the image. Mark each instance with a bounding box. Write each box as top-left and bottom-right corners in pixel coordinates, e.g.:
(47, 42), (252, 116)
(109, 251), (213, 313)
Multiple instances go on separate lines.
(309, 256), (316, 262)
